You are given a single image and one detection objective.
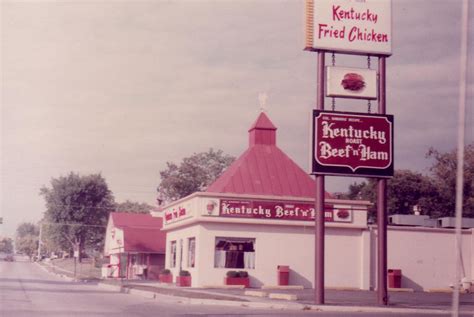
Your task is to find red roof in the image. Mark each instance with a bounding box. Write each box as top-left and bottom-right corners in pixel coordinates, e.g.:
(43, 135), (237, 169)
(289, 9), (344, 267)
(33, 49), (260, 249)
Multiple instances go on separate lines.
(111, 212), (163, 228)
(206, 112), (331, 198)
(110, 212), (166, 253)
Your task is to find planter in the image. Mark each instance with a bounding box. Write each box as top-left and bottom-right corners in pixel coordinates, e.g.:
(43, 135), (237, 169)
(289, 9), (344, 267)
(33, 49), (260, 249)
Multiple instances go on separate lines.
(176, 275), (192, 287)
(159, 274), (173, 283)
(224, 277), (250, 288)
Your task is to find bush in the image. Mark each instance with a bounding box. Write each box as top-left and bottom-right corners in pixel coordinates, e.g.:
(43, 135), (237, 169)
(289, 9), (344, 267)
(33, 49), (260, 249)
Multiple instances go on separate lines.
(226, 270), (239, 278)
(238, 271), (248, 278)
(179, 270), (191, 277)
(160, 268), (171, 275)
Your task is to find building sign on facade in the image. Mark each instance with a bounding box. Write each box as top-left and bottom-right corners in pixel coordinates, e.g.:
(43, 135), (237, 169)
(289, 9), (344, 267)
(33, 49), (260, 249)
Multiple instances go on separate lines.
(312, 110), (394, 177)
(327, 66), (377, 100)
(305, 0), (392, 56)
(164, 206), (188, 224)
(219, 199), (353, 223)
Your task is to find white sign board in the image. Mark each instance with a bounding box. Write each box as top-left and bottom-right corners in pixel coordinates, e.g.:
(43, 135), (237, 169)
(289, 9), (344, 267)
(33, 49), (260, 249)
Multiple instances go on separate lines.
(326, 66), (377, 99)
(305, 0), (392, 56)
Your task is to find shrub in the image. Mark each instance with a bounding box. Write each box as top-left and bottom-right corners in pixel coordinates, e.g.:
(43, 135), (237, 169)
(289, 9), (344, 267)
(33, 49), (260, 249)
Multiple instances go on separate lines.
(179, 270), (191, 277)
(238, 271), (248, 278)
(226, 270), (239, 278)
(160, 268), (171, 275)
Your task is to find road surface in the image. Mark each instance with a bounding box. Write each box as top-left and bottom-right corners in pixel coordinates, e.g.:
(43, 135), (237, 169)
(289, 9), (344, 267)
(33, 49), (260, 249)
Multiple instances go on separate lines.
(0, 259), (471, 317)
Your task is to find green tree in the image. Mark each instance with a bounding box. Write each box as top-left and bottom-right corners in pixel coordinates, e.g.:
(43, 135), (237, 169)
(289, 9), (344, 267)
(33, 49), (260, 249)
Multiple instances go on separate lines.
(0, 237), (14, 254)
(344, 144), (474, 219)
(15, 222), (39, 258)
(40, 172), (115, 261)
(344, 170), (438, 219)
(427, 143), (474, 218)
(115, 200), (154, 214)
(157, 148), (235, 202)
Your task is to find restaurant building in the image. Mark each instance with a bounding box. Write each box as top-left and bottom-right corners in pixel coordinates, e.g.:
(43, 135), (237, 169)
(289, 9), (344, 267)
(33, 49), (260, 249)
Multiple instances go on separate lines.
(159, 112), (373, 288)
(158, 112), (474, 290)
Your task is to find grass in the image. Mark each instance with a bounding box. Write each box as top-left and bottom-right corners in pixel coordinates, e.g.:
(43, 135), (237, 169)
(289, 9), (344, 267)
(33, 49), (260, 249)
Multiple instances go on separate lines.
(46, 258), (102, 280)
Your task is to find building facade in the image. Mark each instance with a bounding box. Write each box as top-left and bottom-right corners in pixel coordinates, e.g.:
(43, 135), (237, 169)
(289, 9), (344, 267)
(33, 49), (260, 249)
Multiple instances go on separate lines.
(104, 212), (166, 280)
(158, 112), (473, 290)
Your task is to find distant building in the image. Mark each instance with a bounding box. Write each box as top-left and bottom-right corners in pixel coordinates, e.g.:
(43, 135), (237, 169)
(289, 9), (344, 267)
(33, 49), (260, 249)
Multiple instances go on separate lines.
(103, 212), (166, 280)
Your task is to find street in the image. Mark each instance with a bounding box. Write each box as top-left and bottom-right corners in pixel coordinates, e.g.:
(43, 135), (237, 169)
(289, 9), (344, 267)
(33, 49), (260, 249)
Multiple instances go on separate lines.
(1, 260), (472, 317)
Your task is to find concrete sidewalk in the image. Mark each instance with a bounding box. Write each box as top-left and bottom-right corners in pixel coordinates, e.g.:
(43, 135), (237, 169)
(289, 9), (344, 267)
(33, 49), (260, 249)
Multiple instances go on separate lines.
(37, 263), (473, 315)
(101, 280), (474, 315)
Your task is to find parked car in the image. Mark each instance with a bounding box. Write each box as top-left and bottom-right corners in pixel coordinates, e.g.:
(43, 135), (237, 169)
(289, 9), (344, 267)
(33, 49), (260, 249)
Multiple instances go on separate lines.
(5, 254), (15, 262)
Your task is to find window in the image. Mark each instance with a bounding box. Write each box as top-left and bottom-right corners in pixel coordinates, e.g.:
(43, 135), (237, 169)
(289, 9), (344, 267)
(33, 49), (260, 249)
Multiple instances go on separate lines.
(188, 238), (195, 268)
(214, 237), (255, 269)
(170, 241), (177, 268)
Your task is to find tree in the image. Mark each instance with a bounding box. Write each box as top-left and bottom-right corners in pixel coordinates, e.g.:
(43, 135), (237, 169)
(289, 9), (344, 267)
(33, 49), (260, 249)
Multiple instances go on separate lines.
(343, 143), (474, 219)
(15, 222), (39, 258)
(427, 143), (474, 218)
(343, 170), (439, 219)
(157, 148), (235, 202)
(40, 172), (115, 261)
(115, 200), (154, 214)
(0, 237), (14, 254)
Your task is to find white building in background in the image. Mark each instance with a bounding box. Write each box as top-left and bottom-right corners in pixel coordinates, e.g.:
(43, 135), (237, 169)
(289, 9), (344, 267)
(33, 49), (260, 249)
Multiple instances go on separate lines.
(158, 112), (473, 290)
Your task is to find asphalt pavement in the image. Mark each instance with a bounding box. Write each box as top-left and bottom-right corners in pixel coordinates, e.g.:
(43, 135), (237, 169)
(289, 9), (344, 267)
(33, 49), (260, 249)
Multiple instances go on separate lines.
(117, 280), (474, 315)
(3, 258), (473, 317)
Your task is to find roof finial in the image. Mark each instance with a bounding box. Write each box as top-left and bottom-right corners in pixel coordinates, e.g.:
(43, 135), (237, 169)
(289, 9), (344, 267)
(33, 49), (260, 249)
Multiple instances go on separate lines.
(258, 92), (268, 112)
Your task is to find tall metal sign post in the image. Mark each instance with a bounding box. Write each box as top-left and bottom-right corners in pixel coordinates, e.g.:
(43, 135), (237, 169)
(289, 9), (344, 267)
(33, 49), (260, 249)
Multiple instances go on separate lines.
(305, 0), (393, 305)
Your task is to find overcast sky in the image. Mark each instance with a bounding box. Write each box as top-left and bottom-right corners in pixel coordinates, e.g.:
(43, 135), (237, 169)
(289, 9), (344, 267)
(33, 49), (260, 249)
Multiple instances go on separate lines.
(1, 0), (473, 238)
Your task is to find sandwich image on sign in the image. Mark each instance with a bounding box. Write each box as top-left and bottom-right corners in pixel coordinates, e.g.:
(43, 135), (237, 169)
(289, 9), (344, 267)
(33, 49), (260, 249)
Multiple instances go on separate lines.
(341, 73), (366, 91)
(326, 66), (377, 100)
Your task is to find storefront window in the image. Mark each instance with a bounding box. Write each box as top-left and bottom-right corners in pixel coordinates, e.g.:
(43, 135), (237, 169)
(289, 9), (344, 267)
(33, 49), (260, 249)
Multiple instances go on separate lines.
(214, 237), (255, 269)
(170, 241), (177, 268)
(188, 238), (195, 268)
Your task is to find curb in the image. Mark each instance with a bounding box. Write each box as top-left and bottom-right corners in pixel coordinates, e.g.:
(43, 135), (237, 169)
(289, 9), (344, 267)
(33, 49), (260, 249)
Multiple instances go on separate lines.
(388, 287), (415, 292)
(38, 267), (463, 315)
(268, 293), (298, 301)
(201, 285), (246, 289)
(100, 282), (455, 315)
(261, 285), (304, 290)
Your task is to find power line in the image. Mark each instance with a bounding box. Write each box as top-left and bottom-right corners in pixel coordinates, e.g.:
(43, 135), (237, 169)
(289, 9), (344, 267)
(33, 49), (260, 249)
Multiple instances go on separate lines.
(39, 222), (107, 228)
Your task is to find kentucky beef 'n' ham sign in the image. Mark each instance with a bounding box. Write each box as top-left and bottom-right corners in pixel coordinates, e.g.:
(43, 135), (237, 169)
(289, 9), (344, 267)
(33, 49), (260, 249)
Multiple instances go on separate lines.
(312, 110), (394, 177)
(219, 199), (353, 223)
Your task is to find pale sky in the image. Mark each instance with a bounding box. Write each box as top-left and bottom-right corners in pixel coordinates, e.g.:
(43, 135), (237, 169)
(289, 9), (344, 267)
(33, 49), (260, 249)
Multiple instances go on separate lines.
(1, 0), (473, 238)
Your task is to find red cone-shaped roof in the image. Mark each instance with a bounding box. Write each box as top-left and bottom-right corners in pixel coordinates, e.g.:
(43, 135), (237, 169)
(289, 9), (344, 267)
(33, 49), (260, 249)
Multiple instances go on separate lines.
(206, 112), (331, 198)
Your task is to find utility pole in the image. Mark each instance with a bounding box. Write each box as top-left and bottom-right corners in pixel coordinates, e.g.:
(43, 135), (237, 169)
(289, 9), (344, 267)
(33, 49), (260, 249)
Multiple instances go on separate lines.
(37, 222), (43, 260)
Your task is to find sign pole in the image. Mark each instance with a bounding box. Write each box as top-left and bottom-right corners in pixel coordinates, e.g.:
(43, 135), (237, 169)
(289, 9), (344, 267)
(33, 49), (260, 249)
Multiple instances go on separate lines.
(377, 56), (388, 306)
(315, 51), (325, 305)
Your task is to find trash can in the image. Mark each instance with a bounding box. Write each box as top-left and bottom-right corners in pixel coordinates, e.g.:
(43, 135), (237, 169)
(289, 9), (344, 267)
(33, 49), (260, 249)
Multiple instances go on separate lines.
(388, 269), (402, 288)
(277, 265), (290, 286)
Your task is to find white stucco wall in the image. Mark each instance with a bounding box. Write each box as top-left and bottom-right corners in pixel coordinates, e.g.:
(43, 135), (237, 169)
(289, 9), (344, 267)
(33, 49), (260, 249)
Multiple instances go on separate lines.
(165, 225), (202, 286)
(165, 222), (366, 288)
(164, 222), (474, 290)
(385, 227), (473, 291)
(103, 222), (124, 256)
(160, 192), (474, 290)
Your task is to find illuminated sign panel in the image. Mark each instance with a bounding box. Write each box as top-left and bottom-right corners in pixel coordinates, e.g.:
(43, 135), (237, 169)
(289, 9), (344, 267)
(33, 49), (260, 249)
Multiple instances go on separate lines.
(305, 0), (392, 55)
(312, 110), (394, 177)
(219, 199), (353, 223)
